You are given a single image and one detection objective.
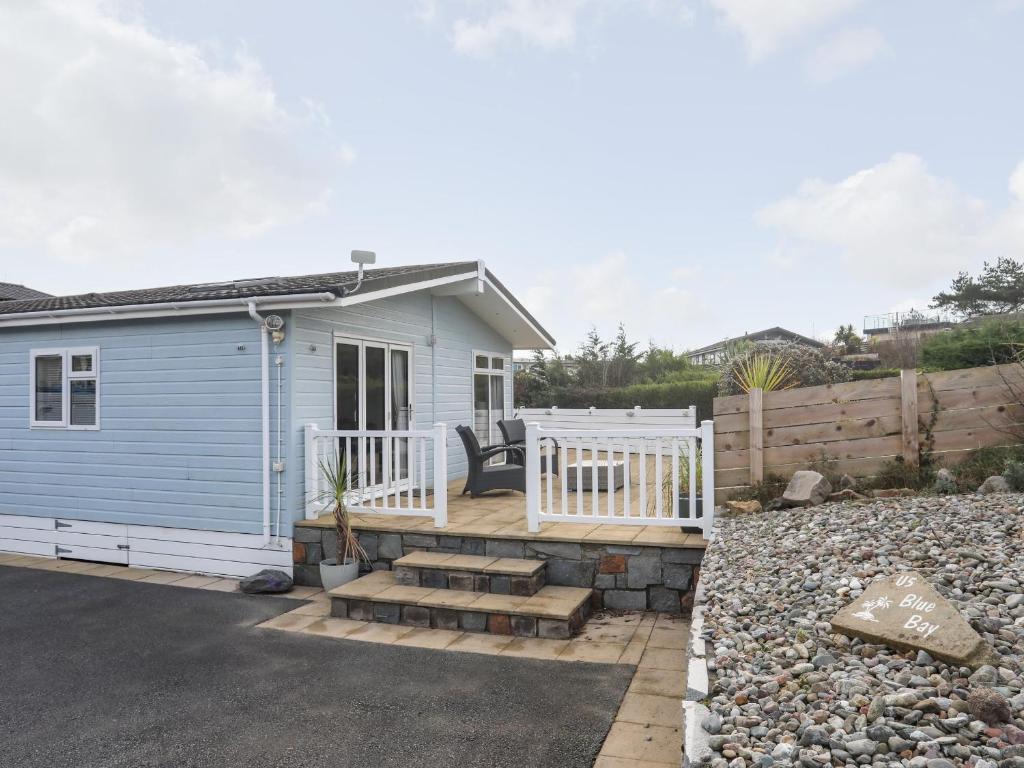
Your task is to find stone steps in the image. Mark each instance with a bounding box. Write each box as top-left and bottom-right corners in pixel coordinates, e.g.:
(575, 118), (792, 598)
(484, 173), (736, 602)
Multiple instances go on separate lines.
(329, 570), (592, 639)
(393, 551), (546, 596)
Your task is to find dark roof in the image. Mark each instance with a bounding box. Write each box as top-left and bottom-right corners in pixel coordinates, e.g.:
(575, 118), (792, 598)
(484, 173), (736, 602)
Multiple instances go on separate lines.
(689, 326), (824, 356)
(0, 282), (52, 302)
(0, 263), (475, 316)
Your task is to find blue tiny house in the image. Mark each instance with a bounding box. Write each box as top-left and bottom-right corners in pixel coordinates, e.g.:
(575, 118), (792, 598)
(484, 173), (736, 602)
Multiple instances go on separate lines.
(0, 263), (554, 576)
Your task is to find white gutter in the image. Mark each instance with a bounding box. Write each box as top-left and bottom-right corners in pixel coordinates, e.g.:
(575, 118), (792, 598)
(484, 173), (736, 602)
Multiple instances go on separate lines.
(247, 301), (274, 548)
(0, 292), (337, 328)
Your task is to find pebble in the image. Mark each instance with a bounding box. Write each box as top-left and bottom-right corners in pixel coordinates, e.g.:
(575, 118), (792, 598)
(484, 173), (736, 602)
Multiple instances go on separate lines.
(695, 494), (1024, 767)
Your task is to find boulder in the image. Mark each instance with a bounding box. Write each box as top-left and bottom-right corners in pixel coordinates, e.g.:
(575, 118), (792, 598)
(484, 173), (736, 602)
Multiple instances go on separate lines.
(725, 499), (762, 514)
(239, 569), (294, 594)
(831, 570), (1000, 669)
(782, 471), (832, 507)
(978, 475), (1011, 494)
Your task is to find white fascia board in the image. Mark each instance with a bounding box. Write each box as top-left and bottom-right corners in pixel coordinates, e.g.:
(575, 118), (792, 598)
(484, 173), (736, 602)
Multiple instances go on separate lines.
(335, 271), (480, 306)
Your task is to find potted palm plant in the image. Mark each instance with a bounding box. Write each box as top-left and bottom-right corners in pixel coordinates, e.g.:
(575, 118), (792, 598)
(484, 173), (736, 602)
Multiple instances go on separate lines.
(677, 443), (703, 521)
(316, 455), (368, 590)
(648, 443), (704, 522)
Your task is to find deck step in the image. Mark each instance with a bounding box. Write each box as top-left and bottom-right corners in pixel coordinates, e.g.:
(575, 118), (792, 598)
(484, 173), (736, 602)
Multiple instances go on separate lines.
(329, 570), (591, 638)
(393, 551), (546, 595)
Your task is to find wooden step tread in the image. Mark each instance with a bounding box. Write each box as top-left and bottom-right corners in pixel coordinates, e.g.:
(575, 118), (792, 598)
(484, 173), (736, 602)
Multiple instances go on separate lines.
(330, 570), (590, 620)
(393, 551), (544, 576)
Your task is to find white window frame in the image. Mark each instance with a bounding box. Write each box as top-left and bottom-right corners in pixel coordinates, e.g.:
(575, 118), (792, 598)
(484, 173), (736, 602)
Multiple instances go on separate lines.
(471, 350), (510, 447)
(29, 347), (100, 430)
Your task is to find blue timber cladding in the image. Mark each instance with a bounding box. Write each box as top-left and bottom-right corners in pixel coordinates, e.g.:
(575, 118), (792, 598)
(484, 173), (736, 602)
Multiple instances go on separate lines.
(287, 292), (514, 524)
(0, 313), (281, 536)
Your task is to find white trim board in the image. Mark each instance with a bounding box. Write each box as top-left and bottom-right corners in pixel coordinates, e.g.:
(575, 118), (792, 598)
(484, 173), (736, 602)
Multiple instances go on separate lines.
(0, 515), (292, 579)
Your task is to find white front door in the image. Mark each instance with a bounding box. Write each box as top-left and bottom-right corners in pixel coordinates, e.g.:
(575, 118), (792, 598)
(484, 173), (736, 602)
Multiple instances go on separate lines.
(334, 338), (413, 493)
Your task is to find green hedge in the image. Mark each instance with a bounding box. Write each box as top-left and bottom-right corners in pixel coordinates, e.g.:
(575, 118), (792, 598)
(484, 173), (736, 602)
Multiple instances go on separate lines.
(545, 378), (719, 421)
(920, 320), (1024, 371)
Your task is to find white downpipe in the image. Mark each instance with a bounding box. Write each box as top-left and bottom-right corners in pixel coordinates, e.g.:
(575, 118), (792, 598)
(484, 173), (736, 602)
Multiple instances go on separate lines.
(248, 302), (272, 547)
(275, 353), (284, 541)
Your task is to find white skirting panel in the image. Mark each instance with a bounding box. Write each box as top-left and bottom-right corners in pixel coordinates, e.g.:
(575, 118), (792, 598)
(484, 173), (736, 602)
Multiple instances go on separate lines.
(0, 515), (292, 579)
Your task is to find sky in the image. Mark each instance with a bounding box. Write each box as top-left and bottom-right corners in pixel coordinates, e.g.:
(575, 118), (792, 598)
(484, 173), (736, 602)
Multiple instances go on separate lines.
(1, 0), (1023, 354)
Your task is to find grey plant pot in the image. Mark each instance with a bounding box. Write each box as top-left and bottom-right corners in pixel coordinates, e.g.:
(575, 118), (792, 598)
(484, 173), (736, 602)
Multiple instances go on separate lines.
(678, 496), (704, 519)
(319, 558), (360, 591)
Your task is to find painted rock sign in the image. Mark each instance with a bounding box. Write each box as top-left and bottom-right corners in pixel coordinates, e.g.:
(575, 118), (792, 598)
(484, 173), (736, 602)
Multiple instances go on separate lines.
(831, 570), (999, 668)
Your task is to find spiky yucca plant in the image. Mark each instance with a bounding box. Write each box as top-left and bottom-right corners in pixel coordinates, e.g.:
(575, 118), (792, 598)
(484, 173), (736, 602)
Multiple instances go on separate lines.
(734, 353), (796, 393)
(316, 455), (368, 566)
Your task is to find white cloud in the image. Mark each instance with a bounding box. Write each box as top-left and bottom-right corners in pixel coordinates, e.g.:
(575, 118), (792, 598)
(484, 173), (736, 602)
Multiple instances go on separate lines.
(0, 0), (342, 264)
(524, 252), (711, 350)
(453, 0), (589, 57)
(708, 0), (861, 59)
(757, 153), (1024, 289)
(448, 0), (693, 57)
(806, 26), (887, 82)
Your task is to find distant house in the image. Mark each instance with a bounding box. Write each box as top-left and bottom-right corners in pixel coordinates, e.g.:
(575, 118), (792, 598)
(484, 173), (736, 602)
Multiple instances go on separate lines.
(0, 282), (51, 302)
(687, 327), (824, 365)
(863, 309), (953, 340)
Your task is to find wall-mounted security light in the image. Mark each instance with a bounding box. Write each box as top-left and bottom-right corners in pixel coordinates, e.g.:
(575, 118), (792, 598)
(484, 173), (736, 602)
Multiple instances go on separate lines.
(265, 314), (285, 344)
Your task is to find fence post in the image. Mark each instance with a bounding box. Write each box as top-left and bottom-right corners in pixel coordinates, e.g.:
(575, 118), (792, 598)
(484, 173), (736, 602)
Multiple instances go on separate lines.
(748, 388), (764, 485)
(526, 421), (541, 533)
(304, 423), (319, 520)
(900, 369), (919, 468)
(432, 423), (448, 528)
(701, 419), (715, 539)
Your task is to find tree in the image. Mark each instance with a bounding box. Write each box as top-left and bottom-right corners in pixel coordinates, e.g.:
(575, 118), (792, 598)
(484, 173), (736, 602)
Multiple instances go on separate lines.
(932, 257), (1024, 318)
(639, 343), (693, 382)
(606, 324), (641, 387)
(833, 324), (862, 355)
(574, 327), (610, 387)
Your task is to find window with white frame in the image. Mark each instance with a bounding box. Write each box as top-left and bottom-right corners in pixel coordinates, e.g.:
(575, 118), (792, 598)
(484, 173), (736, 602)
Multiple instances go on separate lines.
(30, 348), (100, 429)
(472, 352), (507, 449)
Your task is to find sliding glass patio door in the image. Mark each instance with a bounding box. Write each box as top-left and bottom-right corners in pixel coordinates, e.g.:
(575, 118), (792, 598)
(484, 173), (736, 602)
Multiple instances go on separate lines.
(335, 338), (413, 496)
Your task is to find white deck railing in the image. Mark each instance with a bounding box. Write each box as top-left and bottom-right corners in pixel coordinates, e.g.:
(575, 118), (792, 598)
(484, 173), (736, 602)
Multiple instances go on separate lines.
(516, 405), (698, 431)
(304, 423), (448, 528)
(524, 421), (715, 538)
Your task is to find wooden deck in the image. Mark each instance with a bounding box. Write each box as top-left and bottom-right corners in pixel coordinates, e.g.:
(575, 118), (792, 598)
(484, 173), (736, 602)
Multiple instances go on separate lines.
(296, 476), (707, 550)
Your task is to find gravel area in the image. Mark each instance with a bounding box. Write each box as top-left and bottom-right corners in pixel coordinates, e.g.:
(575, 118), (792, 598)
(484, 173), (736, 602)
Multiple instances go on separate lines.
(696, 494), (1024, 768)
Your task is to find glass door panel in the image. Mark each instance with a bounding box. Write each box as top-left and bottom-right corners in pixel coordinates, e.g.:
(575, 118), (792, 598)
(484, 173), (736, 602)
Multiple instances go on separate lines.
(334, 340), (414, 497)
(391, 348), (411, 481)
(364, 344), (387, 488)
(334, 342), (360, 485)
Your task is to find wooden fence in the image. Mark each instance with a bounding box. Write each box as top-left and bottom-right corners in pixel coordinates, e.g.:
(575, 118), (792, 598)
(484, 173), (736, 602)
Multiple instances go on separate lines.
(712, 364), (1024, 501)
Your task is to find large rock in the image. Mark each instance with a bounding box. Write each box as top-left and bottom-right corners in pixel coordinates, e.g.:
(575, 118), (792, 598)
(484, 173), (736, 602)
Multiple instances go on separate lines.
(831, 570), (999, 668)
(725, 499), (762, 514)
(782, 471), (832, 507)
(978, 475), (1011, 494)
(239, 569), (293, 594)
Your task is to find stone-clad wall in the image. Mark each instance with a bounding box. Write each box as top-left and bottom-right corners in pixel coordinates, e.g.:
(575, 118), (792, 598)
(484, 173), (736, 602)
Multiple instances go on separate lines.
(293, 526), (704, 613)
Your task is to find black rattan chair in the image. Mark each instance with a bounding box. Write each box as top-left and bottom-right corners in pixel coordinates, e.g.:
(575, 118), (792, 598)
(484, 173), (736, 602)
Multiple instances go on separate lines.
(456, 425), (526, 497)
(497, 418), (559, 475)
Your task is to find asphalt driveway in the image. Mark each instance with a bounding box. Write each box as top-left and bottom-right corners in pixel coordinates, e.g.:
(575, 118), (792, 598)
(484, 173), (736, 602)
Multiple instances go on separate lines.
(0, 564), (632, 768)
